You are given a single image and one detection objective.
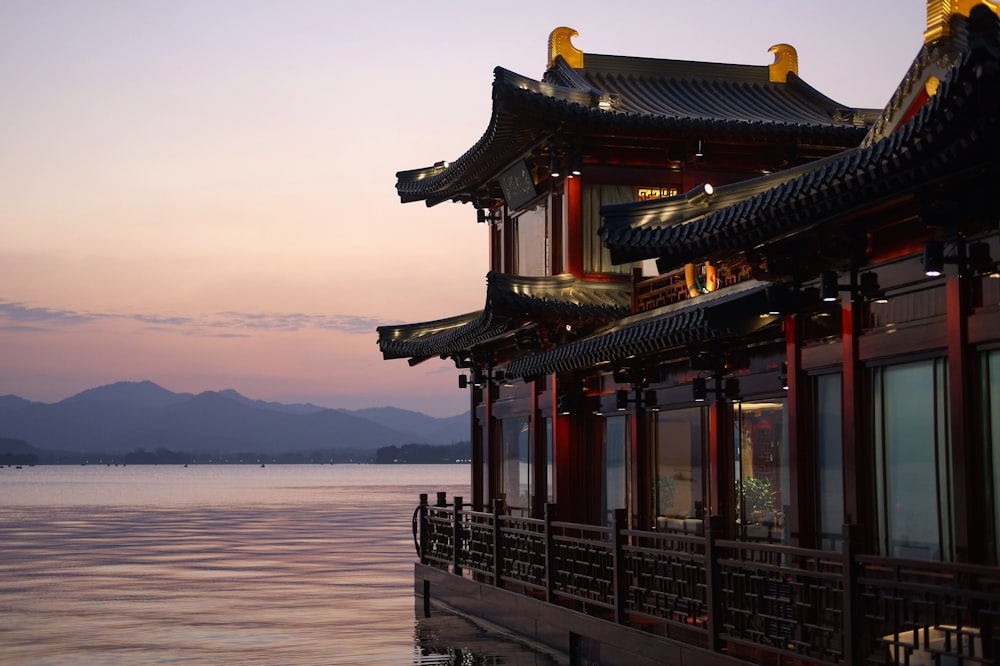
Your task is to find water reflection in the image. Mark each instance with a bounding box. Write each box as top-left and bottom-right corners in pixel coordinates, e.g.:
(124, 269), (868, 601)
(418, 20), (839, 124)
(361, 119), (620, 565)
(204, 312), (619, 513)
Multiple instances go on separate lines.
(0, 465), (556, 664)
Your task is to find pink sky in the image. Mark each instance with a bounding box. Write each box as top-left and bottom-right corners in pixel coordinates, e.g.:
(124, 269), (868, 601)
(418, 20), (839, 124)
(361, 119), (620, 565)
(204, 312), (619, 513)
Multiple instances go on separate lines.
(0, 1), (926, 417)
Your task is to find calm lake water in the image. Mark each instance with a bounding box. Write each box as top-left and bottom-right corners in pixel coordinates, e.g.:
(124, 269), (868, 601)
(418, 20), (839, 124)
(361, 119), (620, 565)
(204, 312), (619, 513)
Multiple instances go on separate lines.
(0, 464), (560, 665)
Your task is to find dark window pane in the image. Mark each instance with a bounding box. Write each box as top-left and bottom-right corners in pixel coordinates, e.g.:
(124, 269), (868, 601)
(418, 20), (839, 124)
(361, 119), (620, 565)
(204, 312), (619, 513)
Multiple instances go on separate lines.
(874, 360), (949, 560)
(816, 374), (844, 549)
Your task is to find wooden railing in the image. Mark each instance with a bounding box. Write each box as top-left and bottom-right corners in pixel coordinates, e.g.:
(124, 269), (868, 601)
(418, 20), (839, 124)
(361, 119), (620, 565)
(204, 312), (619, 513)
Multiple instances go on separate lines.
(416, 494), (1000, 665)
(857, 555), (1000, 664)
(631, 263), (754, 314)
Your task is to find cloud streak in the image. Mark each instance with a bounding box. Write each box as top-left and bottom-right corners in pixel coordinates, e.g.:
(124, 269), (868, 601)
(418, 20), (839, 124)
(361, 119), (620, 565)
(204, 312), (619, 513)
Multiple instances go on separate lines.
(0, 301), (380, 335)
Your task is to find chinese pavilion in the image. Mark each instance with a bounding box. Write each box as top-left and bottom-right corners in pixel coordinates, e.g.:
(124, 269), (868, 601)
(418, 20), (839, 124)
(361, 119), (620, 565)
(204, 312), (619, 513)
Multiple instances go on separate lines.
(378, 3), (1000, 664)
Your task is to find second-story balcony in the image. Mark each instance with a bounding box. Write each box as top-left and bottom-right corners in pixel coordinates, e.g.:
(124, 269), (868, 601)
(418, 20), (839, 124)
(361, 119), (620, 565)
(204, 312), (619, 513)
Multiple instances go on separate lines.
(632, 263), (755, 315)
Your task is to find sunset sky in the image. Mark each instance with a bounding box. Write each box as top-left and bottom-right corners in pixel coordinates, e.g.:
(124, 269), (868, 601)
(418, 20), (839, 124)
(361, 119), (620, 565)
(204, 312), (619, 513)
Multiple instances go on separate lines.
(1, 1), (927, 417)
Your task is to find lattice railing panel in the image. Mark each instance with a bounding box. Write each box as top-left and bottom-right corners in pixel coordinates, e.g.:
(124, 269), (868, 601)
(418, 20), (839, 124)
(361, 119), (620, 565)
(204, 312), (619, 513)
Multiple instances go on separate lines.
(458, 510), (494, 578)
(497, 515), (547, 590)
(716, 539), (846, 664)
(858, 557), (1000, 665)
(550, 522), (615, 609)
(424, 505), (454, 568)
(622, 530), (709, 633)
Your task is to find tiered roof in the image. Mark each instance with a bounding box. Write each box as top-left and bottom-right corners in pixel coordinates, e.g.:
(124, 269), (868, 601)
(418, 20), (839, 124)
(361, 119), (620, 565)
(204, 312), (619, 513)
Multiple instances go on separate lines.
(505, 280), (775, 380)
(599, 8), (1000, 272)
(376, 272), (630, 364)
(381, 11), (1000, 372)
(507, 8), (1000, 378)
(396, 31), (875, 208)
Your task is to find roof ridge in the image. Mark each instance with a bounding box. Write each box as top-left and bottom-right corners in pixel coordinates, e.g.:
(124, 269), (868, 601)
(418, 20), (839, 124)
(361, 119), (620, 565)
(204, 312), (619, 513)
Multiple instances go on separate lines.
(581, 52), (768, 83)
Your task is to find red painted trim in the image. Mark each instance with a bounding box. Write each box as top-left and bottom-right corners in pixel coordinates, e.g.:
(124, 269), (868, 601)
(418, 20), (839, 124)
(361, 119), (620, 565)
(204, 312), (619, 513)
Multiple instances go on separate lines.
(898, 87), (931, 129)
(565, 177), (583, 277)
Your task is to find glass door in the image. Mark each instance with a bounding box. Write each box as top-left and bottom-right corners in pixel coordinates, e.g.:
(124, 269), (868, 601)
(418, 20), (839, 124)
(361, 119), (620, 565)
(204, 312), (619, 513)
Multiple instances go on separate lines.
(735, 399), (789, 541)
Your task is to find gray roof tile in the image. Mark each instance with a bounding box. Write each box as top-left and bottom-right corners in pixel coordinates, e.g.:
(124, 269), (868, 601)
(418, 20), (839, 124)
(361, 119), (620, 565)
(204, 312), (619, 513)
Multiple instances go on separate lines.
(505, 280), (774, 379)
(376, 272), (630, 362)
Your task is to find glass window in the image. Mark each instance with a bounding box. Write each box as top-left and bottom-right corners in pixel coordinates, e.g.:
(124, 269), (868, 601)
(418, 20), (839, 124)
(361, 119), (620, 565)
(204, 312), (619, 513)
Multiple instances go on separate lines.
(873, 359), (952, 561)
(501, 417), (531, 514)
(513, 204), (548, 277)
(815, 373), (844, 550)
(984, 351), (1000, 561)
(602, 415), (629, 526)
(735, 399), (789, 542)
(652, 408), (705, 521)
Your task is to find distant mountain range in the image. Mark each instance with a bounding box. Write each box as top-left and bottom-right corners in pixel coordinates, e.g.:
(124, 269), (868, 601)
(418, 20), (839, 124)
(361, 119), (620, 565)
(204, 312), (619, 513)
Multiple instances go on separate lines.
(0, 381), (469, 458)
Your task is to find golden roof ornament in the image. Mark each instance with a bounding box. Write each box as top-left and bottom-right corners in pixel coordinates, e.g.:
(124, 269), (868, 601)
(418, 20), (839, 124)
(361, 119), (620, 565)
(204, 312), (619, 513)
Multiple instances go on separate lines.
(925, 0), (1000, 43)
(548, 27), (584, 69)
(768, 44), (799, 83)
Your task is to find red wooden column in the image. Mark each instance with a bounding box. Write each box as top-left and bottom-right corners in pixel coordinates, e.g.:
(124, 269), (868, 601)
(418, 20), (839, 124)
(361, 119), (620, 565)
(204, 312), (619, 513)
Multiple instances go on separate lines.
(531, 379), (546, 518)
(841, 294), (870, 551)
(552, 373), (584, 523)
(564, 177), (583, 277)
(470, 385), (484, 510)
(485, 383), (500, 510)
(947, 272), (976, 562)
(632, 402), (651, 531)
(785, 314), (813, 546)
(708, 377), (736, 538)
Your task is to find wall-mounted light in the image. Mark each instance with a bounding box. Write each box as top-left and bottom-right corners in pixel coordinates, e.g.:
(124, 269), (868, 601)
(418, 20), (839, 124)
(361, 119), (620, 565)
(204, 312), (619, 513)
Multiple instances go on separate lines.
(557, 392), (581, 415)
(820, 271), (841, 302)
(549, 155), (562, 179)
(692, 376), (740, 402)
(684, 182), (714, 206)
(923, 240), (997, 278)
(820, 270), (888, 304)
(476, 208), (500, 224)
(762, 284), (795, 316)
(693, 377), (707, 402)
(969, 242), (1000, 277)
(568, 155), (583, 177)
(923, 241), (945, 277)
(695, 139), (704, 158)
(607, 384), (659, 412)
(459, 368), (509, 390)
(859, 271), (888, 303)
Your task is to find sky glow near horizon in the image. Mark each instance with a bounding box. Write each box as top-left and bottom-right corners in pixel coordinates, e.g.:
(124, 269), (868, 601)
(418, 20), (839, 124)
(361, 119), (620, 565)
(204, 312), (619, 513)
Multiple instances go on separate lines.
(1, 1), (926, 417)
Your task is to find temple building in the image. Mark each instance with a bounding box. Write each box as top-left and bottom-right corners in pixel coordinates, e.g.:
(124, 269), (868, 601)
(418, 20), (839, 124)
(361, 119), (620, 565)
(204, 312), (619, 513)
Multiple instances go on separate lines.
(378, 3), (1000, 663)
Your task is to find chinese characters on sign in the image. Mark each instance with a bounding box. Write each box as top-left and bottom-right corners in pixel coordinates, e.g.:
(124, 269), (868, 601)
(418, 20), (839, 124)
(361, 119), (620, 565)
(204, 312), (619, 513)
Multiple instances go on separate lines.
(637, 187), (679, 201)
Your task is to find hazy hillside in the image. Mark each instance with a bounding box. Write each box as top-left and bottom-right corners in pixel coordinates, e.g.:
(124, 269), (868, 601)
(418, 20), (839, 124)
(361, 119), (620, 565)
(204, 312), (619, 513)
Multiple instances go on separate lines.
(350, 406), (469, 444)
(62, 380), (193, 408)
(0, 381), (468, 455)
